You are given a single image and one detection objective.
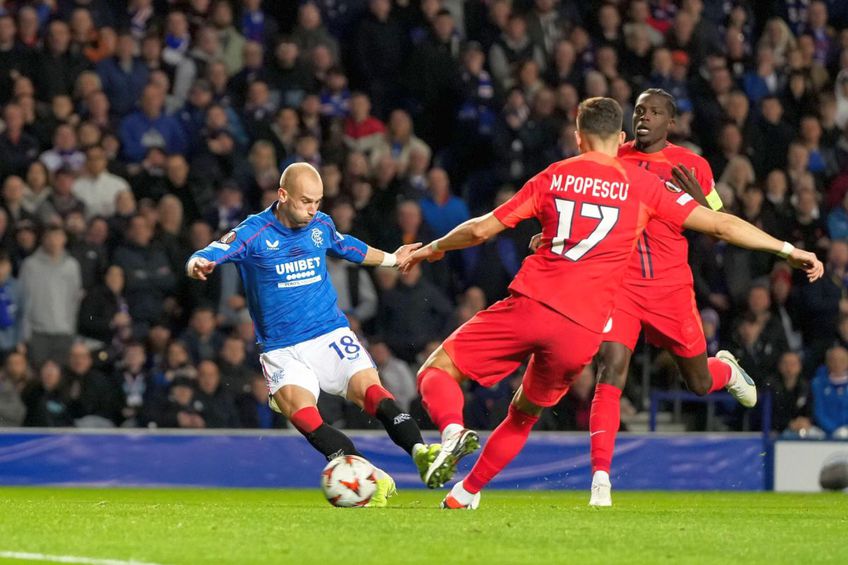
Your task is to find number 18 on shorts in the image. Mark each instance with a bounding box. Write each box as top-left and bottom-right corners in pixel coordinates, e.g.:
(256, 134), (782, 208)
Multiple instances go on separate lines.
(260, 327), (375, 400)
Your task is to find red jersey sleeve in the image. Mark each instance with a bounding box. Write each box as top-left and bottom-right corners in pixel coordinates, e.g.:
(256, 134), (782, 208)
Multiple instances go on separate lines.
(493, 169), (547, 227)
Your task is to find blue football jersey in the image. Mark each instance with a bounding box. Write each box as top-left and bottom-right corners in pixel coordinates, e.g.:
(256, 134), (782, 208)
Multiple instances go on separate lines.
(190, 205), (369, 351)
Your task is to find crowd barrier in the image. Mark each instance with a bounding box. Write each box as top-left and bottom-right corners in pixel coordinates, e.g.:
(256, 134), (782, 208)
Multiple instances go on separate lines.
(0, 429), (765, 490)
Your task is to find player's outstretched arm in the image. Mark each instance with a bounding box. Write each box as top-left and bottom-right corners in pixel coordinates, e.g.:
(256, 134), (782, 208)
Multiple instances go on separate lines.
(399, 213), (508, 273)
(682, 207), (824, 281)
(361, 243), (423, 268)
(186, 257), (216, 281)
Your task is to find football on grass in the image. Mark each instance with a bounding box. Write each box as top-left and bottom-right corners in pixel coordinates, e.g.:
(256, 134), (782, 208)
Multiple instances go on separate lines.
(321, 455), (379, 507)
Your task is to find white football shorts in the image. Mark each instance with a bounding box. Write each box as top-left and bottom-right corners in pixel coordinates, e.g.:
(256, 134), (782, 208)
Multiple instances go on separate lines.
(259, 327), (375, 401)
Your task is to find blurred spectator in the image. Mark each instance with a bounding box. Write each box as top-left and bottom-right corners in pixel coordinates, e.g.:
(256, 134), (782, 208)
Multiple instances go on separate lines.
(78, 264), (131, 348)
(368, 338), (416, 410)
(730, 285), (788, 382)
(21, 162), (53, 216)
(798, 241), (848, 368)
(72, 146), (131, 219)
(34, 20), (89, 100)
(370, 109), (431, 172)
(150, 375), (205, 429)
(343, 91), (386, 155)
(0, 103), (40, 180)
(812, 345), (848, 437)
(767, 351), (817, 436)
(0, 353), (25, 425)
(217, 334), (252, 395)
(96, 31), (149, 118)
(66, 341), (122, 426)
(181, 306), (224, 364)
(210, 0), (246, 75)
(420, 168), (469, 238)
(40, 124), (85, 174)
(751, 96), (796, 178)
(240, 0), (278, 49)
(376, 264), (454, 362)
(19, 225), (82, 366)
(3, 175), (36, 226)
(237, 373), (283, 429)
(112, 214), (177, 336)
(292, 1), (339, 62)
(0, 251), (22, 357)
(203, 182), (247, 235)
(116, 341), (152, 425)
(354, 0), (407, 116)
(327, 248), (378, 327)
(827, 191), (848, 239)
(488, 13), (546, 92)
(22, 360), (74, 427)
(269, 36), (312, 109)
(195, 359), (239, 428)
(119, 84), (188, 163)
(770, 267), (804, 352)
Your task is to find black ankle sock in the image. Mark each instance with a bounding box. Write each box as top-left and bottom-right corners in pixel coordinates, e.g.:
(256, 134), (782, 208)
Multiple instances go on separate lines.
(305, 424), (363, 461)
(375, 398), (424, 455)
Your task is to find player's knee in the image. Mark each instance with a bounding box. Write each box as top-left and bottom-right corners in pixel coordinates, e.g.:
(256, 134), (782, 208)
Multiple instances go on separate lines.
(417, 347), (462, 382)
(685, 373), (712, 396)
(274, 385), (316, 416)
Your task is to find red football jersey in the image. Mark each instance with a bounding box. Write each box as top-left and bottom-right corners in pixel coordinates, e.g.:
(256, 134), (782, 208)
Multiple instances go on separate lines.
(617, 141), (720, 286)
(494, 151), (700, 333)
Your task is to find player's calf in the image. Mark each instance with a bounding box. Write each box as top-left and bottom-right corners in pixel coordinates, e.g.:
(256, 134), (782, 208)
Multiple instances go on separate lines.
(290, 406), (365, 460)
(362, 383), (426, 456)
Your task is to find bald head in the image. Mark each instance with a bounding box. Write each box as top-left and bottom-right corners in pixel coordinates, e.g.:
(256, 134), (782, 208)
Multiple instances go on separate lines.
(277, 162), (323, 228)
(279, 162), (322, 195)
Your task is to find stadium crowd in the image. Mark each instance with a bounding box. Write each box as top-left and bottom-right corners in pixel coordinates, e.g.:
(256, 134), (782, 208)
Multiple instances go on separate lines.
(0, 0), (847, 437)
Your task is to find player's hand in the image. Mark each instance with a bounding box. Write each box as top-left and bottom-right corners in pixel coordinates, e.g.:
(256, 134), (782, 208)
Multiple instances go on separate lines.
(528, 232), (543, 253)
(187, 257), (215, 280)
(393, 242), (423, 267)
(671, 165), (704, 198)
(398, 243), (445, 273)
(786, 248), (824, 282)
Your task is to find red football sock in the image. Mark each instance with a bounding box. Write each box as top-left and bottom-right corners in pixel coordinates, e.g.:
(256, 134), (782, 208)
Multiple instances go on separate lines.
(290, 406), (323, 434)
(707, 357), (733, 393)
(464, 404), (539, 494)
(590, 383), (622, 474)
(418, 367), (464, 432)
(363, 384), (394, 417)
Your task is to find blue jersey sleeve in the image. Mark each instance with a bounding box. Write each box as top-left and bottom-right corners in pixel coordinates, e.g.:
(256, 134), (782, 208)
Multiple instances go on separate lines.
(189, 226), (251, 267)
(320, 217), (368, 264)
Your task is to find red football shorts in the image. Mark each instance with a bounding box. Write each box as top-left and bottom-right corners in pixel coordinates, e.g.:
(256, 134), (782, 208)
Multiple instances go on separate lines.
(603, 282), (706, 358)
(442, 293), (603, 407)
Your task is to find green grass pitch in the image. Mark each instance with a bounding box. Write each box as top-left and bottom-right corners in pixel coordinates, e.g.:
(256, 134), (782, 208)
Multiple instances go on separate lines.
(0, 488), (846, 564)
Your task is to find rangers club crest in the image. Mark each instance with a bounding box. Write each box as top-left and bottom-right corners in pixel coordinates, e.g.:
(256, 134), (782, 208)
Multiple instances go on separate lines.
(219, 230), (236, 244)
(311, 228), (323, 247)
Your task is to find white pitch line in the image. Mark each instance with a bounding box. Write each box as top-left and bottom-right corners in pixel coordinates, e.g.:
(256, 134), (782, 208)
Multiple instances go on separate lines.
(0, 551), (164, 565)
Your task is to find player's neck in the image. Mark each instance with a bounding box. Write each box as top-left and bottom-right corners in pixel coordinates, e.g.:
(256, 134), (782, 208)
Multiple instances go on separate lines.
(634, 138), (668, 154)
(273, 203), (296, 229)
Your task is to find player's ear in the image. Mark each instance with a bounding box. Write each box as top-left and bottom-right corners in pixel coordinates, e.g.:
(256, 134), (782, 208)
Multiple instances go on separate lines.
(574, 129), (582, 150)
(618, 130), (626, 146)
(278, 186), (288, 203)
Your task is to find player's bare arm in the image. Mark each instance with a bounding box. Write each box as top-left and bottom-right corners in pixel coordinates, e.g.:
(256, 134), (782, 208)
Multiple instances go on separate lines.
(361, 243), (423, 268)
(682, 207), (824, 281)
(186, 257), (215, 281)
(671, 165), (712, 209)
(398, 213), (508, 273)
